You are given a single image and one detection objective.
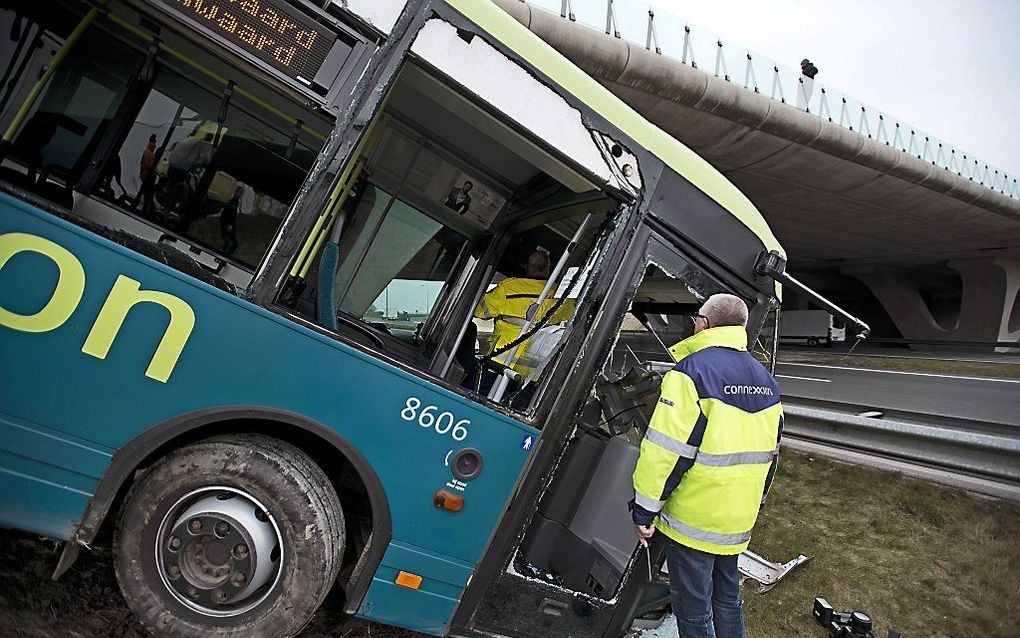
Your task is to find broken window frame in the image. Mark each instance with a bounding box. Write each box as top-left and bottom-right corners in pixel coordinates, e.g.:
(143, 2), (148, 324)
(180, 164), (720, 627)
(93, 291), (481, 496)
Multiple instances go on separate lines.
(750, 303), (781, 373)
(456, 221), (783, 636)
(482, 204), (631, 418)
(503, 235), (739, 593)
(265, 42), (642, 419)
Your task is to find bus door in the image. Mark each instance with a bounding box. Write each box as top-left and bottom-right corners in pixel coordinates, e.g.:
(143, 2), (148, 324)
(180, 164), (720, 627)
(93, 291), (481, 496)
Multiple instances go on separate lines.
(460, 230), (773, 638)
(274, 46), (637, 629)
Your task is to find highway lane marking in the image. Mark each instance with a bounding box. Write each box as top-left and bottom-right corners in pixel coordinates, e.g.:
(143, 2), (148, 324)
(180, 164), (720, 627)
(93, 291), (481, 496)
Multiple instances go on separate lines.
(778, 362), (1020, 384)
(777, 374), (831, 383)
(823, 351), (1014, 365)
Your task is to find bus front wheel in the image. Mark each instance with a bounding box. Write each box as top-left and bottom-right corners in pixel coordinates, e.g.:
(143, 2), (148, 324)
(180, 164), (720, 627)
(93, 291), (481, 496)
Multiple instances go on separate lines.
(114, 433), (345, 638)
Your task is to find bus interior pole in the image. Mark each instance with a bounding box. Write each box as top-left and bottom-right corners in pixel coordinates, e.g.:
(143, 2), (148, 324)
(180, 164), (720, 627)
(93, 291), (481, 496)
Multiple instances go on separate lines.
(2, 4), (104, 144)
(488, 213), (594, 403)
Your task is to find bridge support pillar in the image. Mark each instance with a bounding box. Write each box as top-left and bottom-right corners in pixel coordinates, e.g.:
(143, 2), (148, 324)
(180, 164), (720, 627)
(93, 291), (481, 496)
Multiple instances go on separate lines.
(842, 258), (1020, 351)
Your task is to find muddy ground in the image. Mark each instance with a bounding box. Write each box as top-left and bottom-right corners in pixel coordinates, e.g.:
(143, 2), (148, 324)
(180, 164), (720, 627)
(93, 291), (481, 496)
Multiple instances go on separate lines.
(0, 528), (422, 638)
(5, 450), (1018, 637)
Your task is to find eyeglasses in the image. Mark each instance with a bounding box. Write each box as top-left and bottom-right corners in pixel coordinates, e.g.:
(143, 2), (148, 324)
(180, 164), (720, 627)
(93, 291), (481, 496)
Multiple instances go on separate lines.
(695, 314), (711, 329)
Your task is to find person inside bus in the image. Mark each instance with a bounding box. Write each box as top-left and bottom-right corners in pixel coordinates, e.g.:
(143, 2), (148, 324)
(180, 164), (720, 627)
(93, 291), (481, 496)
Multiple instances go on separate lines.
(468, 248), (574, 405)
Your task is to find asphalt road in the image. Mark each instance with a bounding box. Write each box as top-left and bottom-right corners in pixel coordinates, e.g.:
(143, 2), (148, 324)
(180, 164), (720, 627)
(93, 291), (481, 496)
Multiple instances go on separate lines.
(774, 362), (1020, 428)
(781, 342), (1020, 365)
(611, 333), (1020, 428)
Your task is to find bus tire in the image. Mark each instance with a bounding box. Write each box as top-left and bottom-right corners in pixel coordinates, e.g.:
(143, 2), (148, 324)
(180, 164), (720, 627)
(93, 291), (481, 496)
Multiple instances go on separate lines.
(113, 433), (344, 638)
(807, 337), (820, 347)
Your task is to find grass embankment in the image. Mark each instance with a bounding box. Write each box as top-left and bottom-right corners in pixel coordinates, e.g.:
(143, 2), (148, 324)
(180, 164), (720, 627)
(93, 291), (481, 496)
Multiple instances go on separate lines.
(744, 451), (1020, 638)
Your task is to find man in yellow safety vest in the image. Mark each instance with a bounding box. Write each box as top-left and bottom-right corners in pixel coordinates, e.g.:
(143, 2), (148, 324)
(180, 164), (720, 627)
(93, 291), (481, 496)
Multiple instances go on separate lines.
(630, 293), (783, 638)
(471, 249), (574, 398)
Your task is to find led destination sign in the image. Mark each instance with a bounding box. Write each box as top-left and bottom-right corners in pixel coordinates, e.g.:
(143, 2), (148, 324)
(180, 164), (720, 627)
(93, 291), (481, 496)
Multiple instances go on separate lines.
(163, 0), (342, 87)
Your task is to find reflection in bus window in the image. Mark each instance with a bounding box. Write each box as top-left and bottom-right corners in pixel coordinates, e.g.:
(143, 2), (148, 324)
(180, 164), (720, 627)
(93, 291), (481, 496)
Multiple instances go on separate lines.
(0, 2), (328, 274)
(332, 185), (470, 340)
(97, 67), (323, 268)
(1, 23), (136, 206)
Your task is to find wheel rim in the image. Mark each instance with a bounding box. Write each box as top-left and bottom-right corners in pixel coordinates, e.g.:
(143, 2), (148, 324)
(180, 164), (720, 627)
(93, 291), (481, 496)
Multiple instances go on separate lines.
(155, 486), (284, 617)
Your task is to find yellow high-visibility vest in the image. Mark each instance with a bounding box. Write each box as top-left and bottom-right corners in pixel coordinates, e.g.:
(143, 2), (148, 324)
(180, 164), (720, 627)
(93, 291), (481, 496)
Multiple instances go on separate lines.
(633, 325), (783, 554)
(474, 277), (574, 376)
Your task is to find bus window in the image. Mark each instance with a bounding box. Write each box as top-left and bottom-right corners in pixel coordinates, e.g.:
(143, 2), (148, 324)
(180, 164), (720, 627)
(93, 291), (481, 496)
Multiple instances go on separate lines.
(332, 184), (470, 340)
(92, 65), (324, 269)
(463, 211), (613, 413)
(284, 62), (618, 397)
(606, 261), (735, 372)
(750, 304), (780, 372)
(0, 8), (137, 205)
(0, 0), (334, 285)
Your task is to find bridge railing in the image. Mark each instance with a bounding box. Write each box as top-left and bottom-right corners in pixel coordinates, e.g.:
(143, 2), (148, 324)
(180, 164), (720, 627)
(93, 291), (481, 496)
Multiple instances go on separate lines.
(526, 0), (1019, 200)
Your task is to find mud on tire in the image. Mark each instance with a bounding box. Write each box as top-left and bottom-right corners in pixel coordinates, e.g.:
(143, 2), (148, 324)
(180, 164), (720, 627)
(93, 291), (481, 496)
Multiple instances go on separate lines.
(114, 434), (344, 638)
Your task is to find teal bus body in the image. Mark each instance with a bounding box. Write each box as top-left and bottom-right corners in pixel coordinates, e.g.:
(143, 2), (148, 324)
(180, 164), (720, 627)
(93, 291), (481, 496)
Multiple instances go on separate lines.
(0, 192), (537, 634)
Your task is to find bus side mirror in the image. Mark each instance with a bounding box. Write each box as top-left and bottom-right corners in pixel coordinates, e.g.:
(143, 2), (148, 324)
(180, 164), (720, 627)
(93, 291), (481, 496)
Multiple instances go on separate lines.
(753, 250), (786, 278)
(753, 249), (871, 340)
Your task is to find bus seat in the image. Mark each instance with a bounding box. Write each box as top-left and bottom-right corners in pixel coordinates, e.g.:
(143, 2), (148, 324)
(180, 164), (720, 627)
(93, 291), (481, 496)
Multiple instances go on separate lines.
(317, 241), (340, 330)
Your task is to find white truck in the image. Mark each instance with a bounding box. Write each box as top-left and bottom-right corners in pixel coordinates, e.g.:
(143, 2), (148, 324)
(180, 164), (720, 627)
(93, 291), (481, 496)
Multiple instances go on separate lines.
(779, 309), (846, 346)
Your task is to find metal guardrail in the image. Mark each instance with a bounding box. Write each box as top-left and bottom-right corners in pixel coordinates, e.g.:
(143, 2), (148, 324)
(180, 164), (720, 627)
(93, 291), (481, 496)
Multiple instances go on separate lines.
(861, 337), (1020, 350)
(524, 0), (1020, 201)
(783, 402), (1020, 487)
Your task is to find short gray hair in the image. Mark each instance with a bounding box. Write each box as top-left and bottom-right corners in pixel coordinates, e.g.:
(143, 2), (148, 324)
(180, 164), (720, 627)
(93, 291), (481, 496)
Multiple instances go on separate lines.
(700, 293), (748, 328)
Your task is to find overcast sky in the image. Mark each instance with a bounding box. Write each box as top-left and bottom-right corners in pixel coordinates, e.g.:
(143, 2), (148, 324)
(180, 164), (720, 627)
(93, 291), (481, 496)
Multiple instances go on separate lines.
(647, 0), (1020, 178)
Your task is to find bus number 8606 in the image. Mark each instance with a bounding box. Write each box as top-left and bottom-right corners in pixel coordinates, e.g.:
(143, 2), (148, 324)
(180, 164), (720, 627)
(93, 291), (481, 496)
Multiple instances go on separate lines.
(400, 397), (470, 441)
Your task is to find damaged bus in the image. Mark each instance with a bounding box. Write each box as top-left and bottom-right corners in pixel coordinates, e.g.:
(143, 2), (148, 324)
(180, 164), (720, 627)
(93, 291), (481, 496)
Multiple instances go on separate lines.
(0, 0), (865, 636)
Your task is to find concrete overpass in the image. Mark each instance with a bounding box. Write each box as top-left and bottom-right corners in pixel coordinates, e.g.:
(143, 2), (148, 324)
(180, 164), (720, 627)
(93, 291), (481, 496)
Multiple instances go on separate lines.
(493, 0), (1020, 347)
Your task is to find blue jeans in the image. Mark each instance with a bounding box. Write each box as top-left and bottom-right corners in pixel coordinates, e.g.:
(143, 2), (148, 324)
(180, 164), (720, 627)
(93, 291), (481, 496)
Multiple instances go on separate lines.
(665, 539), (745, 638)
